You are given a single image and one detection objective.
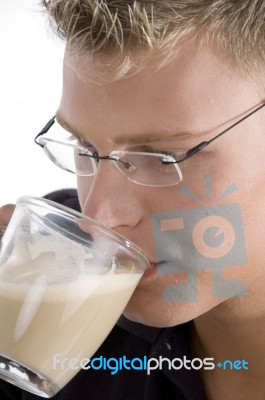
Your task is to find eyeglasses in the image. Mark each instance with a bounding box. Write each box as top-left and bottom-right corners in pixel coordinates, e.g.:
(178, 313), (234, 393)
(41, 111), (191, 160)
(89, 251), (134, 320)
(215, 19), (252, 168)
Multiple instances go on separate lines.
(34, 102), (265, 187)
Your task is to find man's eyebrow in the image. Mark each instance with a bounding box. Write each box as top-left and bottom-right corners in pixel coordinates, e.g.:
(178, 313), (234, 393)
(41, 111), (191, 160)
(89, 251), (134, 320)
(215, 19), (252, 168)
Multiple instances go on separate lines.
(112, 129), (205, 145)
(55, 113), (86, 140)
(55, 113), (205, 145)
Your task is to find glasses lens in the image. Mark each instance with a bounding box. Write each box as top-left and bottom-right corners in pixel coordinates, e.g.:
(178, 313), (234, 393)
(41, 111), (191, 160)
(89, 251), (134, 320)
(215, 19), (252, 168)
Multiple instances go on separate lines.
(111, 151), (183, 187)
(37, 119), (183, 187)
(37, 118), (98, 176)
(40, 138), (96, 176)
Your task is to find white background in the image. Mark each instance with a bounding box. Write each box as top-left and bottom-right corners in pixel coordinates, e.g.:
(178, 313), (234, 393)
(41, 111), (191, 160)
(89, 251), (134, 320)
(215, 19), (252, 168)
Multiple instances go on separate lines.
(0, 0), (76, 205)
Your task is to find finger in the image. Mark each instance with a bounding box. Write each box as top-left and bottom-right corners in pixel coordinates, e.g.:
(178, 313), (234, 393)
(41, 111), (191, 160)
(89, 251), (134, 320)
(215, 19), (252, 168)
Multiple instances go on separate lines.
(0, 204), (15, 226)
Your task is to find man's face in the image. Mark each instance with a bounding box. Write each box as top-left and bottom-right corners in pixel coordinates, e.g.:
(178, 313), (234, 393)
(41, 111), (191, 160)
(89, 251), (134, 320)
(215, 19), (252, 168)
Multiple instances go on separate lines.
(58, 40), (265, 327)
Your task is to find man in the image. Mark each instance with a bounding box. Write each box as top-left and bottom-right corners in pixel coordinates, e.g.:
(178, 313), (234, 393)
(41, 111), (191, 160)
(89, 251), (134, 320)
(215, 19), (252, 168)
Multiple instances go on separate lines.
(1, 1), (265, 398)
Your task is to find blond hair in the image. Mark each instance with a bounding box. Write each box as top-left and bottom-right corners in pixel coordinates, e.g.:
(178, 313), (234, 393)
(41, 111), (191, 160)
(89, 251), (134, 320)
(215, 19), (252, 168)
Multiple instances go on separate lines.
(41, 0), (265, 81)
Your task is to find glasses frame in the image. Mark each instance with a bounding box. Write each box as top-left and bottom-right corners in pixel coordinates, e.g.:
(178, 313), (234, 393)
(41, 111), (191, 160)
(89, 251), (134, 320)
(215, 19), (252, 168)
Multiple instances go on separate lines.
(34, 101), (265, 184)
(171, 102), (265, 164)
(34, 122), (183, 186)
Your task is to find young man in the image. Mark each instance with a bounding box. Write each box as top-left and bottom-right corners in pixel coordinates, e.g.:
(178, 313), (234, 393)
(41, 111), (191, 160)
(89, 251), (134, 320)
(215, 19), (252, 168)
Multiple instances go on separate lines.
(1, 1), (265, 398)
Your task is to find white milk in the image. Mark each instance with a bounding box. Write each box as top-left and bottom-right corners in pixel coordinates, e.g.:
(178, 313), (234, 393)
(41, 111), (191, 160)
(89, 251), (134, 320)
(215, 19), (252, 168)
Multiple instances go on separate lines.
(0, 271), (141, 388)
(0, 229), (142, 389)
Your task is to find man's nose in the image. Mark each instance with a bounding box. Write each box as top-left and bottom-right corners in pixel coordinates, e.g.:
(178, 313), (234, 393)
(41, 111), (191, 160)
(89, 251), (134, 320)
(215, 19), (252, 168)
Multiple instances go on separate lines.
(80, 163), (143, 236)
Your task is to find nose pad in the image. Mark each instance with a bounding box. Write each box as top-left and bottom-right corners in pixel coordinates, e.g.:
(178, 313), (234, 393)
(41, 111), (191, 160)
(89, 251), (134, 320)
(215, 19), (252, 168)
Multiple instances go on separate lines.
(117, 158), (137, 173)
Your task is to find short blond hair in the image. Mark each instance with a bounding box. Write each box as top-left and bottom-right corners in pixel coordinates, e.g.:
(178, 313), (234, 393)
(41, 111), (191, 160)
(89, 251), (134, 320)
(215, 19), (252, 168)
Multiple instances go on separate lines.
(41, 0), (265, 81)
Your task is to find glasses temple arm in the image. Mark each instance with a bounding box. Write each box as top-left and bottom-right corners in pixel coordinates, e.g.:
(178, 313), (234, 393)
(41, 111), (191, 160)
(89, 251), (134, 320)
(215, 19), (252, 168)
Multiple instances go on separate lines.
(182, 102), (265, 162)
(34, 116), (56, 148)
(207, 102), (265, 147)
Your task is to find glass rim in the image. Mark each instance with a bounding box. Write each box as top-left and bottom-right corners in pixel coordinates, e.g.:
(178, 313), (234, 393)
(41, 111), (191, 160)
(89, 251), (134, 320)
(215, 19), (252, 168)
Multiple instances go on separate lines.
(16, 196), (150, 268)
(0, 226), (6, 240)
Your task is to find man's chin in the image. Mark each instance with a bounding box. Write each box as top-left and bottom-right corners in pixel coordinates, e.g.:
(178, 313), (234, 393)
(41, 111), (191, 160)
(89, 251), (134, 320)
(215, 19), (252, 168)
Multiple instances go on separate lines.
(123, 298), (195, 328)
(123, 307), (191, 328)
(123, 286), (226, 328)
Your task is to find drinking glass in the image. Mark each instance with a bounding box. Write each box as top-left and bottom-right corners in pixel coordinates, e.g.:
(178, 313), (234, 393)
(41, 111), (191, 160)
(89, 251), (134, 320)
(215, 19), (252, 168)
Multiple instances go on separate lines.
(0, 196), (149, 397)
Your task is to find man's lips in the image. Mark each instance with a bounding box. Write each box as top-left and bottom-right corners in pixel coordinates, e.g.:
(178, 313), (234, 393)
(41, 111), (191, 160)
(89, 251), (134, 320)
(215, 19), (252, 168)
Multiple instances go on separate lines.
(140, 262), (158, 282)
(139, 259), (175, 283)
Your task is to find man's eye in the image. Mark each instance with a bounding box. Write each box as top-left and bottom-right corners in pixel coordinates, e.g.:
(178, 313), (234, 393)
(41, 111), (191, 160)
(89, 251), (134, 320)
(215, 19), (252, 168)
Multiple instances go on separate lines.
(154, 149), (187, 162)
(80, 139), (94, 149)
(68, 135), (95, 150)
(67, 134), (77, 142)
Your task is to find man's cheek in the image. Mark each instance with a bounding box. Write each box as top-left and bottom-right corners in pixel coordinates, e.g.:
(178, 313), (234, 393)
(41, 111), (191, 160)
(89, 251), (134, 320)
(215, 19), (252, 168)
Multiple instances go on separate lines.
(152, 173), (248, 303)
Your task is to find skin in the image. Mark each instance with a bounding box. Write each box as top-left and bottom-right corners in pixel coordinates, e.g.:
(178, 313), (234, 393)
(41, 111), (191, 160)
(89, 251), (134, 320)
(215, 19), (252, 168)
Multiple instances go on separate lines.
(58, 39), (265, 320)
(1, 38), (265, 398)
(58, 39), (265, 398)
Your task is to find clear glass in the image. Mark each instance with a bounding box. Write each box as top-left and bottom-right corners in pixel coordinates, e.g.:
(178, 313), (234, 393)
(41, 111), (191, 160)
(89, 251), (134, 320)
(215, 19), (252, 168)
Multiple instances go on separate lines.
(0, 196), (149, 397)
(38, 135), (183, 187)
(36, 103), (265, 188)
(0, 227), (6, 241)
(110, 150), (183, 187)
(40, 137), (97, 176)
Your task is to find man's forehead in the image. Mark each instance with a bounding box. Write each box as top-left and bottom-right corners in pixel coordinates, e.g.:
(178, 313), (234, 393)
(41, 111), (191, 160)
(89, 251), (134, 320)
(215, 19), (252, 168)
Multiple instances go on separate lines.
(63, 41), (198, 86)
(60, 43), (259, 146)
(62, 42), (240, 107)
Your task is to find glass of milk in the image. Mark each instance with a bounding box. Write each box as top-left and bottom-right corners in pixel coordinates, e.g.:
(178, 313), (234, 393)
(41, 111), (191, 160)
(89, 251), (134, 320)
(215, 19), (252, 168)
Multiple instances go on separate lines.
(0, 196), (149, 398)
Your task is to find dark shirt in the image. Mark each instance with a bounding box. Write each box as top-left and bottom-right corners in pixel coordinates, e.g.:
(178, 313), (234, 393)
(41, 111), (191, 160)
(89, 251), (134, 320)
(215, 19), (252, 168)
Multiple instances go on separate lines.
(0, 189), (207, 400)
